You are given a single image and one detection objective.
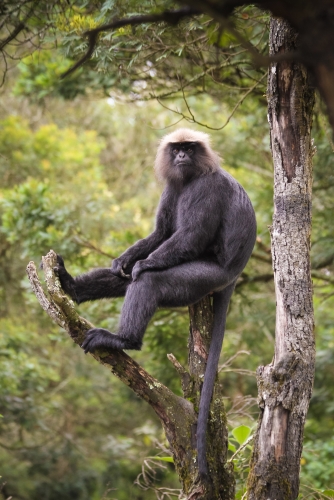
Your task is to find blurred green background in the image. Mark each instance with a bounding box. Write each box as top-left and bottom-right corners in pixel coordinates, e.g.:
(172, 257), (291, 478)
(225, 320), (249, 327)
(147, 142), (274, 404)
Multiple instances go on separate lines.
(1, 2), (334, 498)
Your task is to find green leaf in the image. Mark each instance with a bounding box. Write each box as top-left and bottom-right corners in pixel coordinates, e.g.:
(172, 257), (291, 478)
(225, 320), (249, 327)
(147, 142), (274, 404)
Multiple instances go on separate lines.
(323, 490), (334, 498)
(231, 425), (251, 445)
(228, 442), (237, 453)
(149, 456), (174, 463)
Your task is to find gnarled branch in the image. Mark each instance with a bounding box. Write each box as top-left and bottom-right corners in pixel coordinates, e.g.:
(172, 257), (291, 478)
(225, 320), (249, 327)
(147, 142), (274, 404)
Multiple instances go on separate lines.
(26, 250), (193, 421)
(27, 250), (222, 498)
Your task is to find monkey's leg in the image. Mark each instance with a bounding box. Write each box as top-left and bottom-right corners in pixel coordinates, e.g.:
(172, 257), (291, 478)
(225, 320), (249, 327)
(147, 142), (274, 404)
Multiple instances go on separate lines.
(81, 272), (159, 352)
(156, 260), (233, 307)
(55, 255), (129, 304)
(72, 269), (129, 303)
(81, 260), (233, 353)
(117, 260), (230, 346)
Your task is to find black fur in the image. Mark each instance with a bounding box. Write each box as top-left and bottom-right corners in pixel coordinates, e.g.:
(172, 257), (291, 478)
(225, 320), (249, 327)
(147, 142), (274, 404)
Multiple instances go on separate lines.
(55, 134), (256, 478)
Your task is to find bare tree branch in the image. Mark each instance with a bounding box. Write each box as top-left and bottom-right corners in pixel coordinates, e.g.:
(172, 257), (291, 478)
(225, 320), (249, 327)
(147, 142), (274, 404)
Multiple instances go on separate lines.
(73, 234), (115, 259)
(0, 22), (25, 50)
(26, 250), (186, 417)
(236, 272), (273, 288)
(26, 250), (237, 496)
(0, 0), (39, 50)
(154, 71), (267, 130)
(26, 250), (221, 496)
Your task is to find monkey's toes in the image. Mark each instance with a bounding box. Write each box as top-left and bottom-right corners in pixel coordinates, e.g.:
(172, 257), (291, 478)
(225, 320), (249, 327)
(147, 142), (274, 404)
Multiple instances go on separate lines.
(81, 328), (117, 354)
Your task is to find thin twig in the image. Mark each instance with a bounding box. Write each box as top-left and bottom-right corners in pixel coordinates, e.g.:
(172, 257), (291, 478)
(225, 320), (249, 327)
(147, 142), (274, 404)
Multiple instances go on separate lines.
(228, 434), (254, 462)
(73, 234), (115, 259)
(156, 71), (267, 131)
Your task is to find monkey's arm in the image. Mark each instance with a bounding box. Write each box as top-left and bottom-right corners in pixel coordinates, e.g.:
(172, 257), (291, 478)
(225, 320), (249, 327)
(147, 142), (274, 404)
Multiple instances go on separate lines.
(132, 192), (221, 280)
(111, 230), (166, 277)
(111, 188), (174, 276)
(131, 229), (212, 280)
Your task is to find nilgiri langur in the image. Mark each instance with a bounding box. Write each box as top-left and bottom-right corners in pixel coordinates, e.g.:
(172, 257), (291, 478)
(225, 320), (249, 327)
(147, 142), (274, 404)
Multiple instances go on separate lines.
(55, 128), (257, 477)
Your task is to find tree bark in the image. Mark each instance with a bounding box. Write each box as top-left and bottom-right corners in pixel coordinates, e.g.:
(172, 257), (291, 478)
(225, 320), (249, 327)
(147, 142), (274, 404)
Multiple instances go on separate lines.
(27, 251), (234, 499)
(188, 299), (235, 499)
(247, 18), (315, 500)
(256, 0), (334, 132)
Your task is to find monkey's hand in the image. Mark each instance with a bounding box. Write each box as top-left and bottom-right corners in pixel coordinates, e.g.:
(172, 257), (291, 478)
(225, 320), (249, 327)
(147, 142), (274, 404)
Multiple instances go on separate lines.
(131, 260), (152, 281)
(111, 258), (131, 279)
(54, 254), (79, 303)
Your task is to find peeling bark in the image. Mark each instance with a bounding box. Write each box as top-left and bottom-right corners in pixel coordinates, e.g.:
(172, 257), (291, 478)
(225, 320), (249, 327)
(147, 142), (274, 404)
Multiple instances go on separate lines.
(247, 18), (315, 500)
(27, 251), (234, 499)
(258, 0), (334, 132)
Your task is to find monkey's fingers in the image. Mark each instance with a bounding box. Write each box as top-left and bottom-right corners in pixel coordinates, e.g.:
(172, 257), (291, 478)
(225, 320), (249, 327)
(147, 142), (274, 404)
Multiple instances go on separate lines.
(131, 263), (143, 282)
(81, 330), (99, 353)
(81, 328), (120, 353)
(120, 267), (131, 279)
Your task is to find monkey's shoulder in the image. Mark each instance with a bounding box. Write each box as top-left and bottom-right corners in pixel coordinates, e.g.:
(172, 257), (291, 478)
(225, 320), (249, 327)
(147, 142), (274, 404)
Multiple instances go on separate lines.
(186, 168), (245, 199)
(161, 169), (250, 211)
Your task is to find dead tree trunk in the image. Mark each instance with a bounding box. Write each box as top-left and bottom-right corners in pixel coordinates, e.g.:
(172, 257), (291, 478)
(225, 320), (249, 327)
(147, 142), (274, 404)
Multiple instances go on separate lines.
(27, 251), (235, 500)
(247, 18), (315, 500)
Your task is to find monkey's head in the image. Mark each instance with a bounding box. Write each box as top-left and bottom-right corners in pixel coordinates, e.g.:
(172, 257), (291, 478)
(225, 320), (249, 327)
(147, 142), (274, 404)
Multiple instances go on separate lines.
(155, 128), (220, 185)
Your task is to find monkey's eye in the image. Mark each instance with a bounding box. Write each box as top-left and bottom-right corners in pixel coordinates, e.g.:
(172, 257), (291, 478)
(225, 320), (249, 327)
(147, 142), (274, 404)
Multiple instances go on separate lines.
(187, 148), (193, 154)
(173, 149), (179, 154)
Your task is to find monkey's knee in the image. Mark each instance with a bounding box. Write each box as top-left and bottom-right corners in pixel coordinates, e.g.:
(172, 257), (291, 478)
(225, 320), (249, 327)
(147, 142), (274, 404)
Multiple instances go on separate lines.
(128, 272), (159, 298)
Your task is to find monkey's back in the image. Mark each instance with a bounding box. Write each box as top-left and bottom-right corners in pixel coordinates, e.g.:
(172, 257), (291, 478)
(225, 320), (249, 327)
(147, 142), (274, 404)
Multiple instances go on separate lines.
(214, 168), (257, 273)
(173, 167), (257, 273)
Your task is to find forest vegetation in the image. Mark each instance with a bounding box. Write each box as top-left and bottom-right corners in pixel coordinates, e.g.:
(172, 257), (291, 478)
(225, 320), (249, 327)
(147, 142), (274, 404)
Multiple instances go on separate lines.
(1, 1), (334, 499)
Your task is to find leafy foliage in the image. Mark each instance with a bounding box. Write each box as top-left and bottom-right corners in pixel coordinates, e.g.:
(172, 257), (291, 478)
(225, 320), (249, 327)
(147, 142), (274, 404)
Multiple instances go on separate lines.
(7, 1), (268, 106)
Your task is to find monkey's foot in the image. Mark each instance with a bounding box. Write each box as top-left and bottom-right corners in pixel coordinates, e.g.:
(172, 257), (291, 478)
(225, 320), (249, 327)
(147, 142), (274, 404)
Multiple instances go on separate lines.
(81, 328), (142, 353)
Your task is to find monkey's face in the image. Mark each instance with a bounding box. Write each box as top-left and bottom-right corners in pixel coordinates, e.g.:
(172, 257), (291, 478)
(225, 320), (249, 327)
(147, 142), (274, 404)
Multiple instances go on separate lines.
(155, 129), (219, 184)
(170, 142), (196, 167)
(169, 142), (201, 184)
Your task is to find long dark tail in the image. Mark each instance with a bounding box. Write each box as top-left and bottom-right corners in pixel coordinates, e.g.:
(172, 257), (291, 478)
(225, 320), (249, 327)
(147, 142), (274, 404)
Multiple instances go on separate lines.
(197, 282), (236, 479)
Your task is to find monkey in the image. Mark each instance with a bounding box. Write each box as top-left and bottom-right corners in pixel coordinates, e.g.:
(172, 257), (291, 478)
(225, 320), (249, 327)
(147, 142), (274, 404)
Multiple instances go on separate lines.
(55, 128), (257, 478)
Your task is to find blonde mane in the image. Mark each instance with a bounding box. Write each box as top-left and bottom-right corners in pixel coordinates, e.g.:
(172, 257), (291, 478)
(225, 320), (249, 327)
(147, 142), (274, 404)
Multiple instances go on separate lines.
(154, 128), (220, 182)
